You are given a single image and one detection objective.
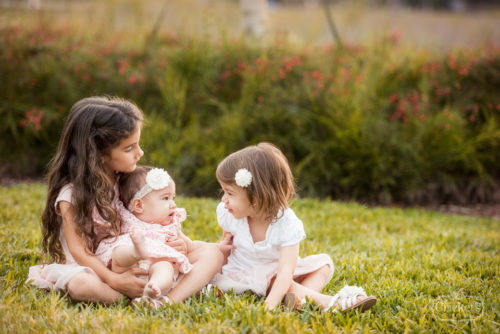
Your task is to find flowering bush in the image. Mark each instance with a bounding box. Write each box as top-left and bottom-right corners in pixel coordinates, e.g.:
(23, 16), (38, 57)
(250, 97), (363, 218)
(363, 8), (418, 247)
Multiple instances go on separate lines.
(1, 24), (499, 204)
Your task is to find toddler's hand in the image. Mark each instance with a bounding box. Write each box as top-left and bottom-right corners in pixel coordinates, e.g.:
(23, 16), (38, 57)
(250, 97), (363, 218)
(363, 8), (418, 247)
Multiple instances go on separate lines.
(166, 236), (188, 256)
(218, 232), (234, 263)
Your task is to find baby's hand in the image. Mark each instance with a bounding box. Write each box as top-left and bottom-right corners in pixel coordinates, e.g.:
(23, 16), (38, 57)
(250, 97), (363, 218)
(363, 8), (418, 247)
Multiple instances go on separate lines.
(166, 236), (188, 256)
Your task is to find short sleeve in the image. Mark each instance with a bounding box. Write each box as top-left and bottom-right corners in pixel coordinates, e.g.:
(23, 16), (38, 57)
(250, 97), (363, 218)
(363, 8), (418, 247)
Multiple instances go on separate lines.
(276, 208), (306, 247)
(216, 202), (236, 233)
(55, 184), (74, 215)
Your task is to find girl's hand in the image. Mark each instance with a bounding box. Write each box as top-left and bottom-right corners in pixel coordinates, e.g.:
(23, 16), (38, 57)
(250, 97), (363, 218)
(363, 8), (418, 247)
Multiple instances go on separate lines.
(166, 236), (188, 256)
(107, 266), (148, 299)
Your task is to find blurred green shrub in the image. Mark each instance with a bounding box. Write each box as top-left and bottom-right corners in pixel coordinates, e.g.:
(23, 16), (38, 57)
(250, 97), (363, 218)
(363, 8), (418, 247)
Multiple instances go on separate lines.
(1, 25), (499, 204)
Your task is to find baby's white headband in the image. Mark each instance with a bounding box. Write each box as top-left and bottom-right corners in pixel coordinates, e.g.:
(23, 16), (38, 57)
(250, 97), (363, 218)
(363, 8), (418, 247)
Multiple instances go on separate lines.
(128, 168), (171, 212)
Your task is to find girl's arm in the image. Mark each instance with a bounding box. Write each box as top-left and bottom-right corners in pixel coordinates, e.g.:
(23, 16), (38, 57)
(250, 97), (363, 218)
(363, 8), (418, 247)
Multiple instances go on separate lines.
(177, 231), (194, 253)
(59, 201), (146, 298)
(265, 244), (299, 310)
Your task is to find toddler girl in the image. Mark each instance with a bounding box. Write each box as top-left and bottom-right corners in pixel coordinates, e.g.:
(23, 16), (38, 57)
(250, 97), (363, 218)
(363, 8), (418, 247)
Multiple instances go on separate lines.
(96, 166), (194, 305)
(211, 142), (377, 312)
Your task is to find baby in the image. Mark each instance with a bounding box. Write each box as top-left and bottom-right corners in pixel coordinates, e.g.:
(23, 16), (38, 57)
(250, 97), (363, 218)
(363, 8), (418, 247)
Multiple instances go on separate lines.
(95, 166), (194, 304)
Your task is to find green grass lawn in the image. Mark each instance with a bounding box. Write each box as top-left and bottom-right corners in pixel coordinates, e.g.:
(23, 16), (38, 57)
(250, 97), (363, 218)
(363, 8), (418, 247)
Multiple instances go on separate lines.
(1, 183), (498, 333)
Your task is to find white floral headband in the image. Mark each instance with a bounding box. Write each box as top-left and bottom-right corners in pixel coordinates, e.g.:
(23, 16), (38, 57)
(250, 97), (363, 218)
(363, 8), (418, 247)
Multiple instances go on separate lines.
(235, 168), (252, 188)
(128, 168), (171, 212)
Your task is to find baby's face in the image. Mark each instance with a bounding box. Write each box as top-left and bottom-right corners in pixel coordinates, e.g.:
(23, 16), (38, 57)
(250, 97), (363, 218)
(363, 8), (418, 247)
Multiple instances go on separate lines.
(140, 181), (177, 225)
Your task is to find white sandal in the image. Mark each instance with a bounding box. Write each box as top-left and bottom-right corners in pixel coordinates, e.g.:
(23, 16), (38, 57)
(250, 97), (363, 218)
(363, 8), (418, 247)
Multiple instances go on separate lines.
(323, 286), (377, 313)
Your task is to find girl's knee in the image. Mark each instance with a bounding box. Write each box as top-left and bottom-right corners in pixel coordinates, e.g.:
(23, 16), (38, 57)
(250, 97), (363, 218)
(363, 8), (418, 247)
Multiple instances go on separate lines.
(318, 264), (331, 277)
(200, 243), (224, 266)
(67, 273), (95, 301)
(67, 273), (120, 303)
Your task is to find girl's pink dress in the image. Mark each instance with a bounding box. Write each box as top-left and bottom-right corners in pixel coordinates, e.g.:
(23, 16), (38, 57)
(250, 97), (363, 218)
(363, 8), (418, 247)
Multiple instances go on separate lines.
(26, 184), (117, 291)
(95, 204), (192, 274)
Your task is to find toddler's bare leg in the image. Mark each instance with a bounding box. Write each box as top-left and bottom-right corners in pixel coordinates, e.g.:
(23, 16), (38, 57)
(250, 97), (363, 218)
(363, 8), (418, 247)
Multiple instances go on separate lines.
(144, 261), (176, 298)
(286, 281), (368, 310)
(294, 265), (331, 292)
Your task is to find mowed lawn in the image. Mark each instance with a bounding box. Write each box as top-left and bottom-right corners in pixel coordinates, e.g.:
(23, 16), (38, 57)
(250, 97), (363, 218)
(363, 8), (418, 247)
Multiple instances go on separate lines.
(0, 183), (498, 333)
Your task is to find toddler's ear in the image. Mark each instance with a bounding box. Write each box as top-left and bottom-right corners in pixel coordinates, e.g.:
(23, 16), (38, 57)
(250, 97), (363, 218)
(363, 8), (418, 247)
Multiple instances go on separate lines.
(130, 199), (144, 213)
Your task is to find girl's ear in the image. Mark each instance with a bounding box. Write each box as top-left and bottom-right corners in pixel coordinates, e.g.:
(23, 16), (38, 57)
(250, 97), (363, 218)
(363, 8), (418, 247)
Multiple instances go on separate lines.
(131, 199), (144, 213)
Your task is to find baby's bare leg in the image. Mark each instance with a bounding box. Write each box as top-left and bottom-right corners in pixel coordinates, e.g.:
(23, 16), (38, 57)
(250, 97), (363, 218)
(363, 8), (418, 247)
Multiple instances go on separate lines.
(144, 261), (176, 298)
(111, 244), (141, 273)
(111, 229), (150, 273)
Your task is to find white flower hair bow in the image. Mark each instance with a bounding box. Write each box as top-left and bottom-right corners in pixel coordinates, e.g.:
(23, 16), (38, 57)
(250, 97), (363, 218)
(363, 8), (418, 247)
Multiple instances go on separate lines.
(235, 168), (252, 188)
(128, 168), (171, 211)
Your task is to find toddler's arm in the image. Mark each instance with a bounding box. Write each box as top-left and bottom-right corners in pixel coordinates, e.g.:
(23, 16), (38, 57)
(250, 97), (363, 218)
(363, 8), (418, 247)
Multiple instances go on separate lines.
(265, 244), (299, 310)
(59, 201), (147, 298)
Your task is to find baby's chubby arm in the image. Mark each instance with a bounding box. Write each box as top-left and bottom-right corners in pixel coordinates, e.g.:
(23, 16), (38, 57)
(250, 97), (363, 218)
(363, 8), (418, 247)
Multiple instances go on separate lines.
(59, 201), (147, 298)
(265, 244), (299, 310)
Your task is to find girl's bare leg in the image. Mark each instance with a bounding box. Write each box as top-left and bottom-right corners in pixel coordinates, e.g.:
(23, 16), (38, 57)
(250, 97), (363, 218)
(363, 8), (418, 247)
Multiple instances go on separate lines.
(144, 261), (176, 298)
(66, 272), (122, 305)
(294, 265), (331, 292)
(166, 242), (223, 303)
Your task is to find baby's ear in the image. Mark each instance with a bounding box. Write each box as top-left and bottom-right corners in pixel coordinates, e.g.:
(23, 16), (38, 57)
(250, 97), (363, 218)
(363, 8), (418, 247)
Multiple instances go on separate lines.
(130, 199), (144, 213)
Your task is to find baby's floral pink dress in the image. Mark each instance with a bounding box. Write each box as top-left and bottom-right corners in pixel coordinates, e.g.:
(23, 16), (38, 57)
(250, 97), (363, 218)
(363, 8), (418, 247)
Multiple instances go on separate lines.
(95, 202), (192, 274)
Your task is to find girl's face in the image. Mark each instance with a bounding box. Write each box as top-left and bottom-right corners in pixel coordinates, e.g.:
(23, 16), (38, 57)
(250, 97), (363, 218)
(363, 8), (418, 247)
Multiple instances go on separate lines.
(220, 181), (255, 220)
(102, 124), (143, 176)
(140, 182), (177, 225)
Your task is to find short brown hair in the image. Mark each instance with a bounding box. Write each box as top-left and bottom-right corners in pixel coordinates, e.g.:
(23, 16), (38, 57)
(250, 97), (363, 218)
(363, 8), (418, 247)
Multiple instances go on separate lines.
(119, 166), (153, 208)
(216, 142), (295, 221)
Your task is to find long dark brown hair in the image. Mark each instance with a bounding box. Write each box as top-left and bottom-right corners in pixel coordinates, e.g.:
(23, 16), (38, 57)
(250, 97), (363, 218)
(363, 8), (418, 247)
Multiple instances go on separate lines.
(216, 142), (296, 222)
(41, 96), (143, 263)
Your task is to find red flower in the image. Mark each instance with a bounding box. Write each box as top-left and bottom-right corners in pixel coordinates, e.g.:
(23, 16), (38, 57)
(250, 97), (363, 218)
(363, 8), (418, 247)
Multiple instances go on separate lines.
(19, 108), (44, 131)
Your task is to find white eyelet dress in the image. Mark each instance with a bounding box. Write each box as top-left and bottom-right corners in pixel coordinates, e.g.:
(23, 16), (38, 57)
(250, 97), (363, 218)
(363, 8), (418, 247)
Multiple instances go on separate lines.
(210, 203), (334, 296)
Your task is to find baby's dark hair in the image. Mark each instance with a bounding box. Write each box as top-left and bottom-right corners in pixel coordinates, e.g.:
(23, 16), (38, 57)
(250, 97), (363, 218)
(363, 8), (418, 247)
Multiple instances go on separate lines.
(119, 166), (153, 209)
(216, 142), (296, 221)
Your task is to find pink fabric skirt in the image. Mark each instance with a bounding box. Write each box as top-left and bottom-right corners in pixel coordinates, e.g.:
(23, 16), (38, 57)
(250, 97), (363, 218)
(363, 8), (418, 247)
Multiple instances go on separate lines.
(211, 253), (334, 296)
(26, 263), (99, 291)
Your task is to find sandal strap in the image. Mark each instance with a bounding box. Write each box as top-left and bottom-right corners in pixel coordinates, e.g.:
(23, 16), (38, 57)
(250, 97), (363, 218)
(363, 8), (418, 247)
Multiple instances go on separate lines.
(324, 285), (367, 312)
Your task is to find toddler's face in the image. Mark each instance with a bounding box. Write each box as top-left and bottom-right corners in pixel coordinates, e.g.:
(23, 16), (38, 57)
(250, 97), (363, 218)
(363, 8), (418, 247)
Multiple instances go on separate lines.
(219, 181), (254, 220)
(140, 181), (177, 225)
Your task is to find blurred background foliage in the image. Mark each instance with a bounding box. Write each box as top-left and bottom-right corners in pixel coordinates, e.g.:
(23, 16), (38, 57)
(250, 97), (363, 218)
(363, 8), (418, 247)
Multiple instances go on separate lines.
(1, 0), (499, 205)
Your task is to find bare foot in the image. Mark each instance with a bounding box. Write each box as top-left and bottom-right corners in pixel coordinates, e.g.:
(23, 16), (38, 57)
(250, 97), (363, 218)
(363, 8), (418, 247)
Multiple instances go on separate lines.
(144, 282), (162, 298)
(130, 228), (150, 260)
